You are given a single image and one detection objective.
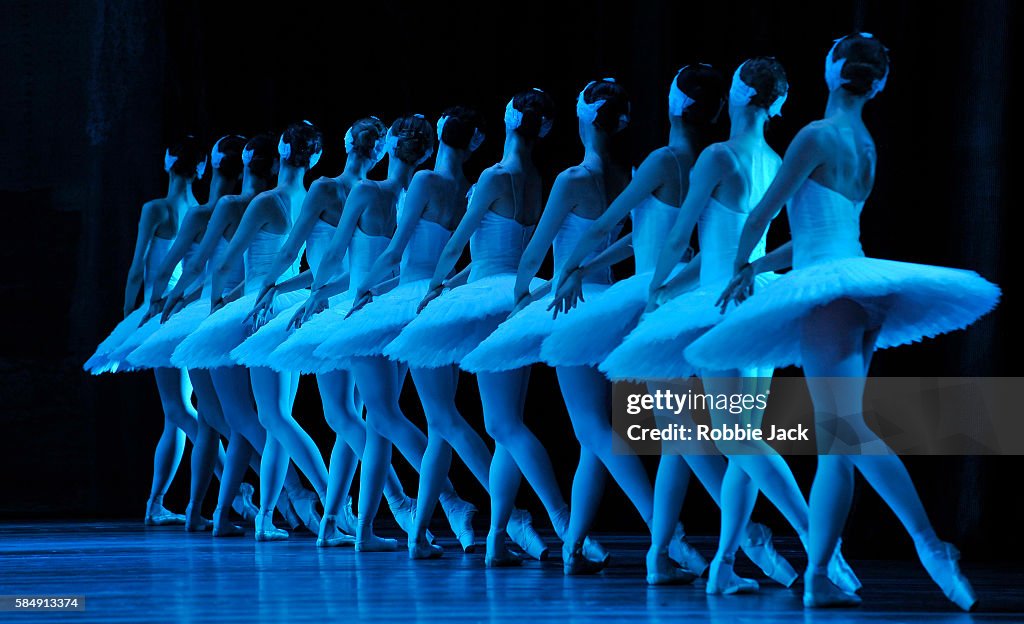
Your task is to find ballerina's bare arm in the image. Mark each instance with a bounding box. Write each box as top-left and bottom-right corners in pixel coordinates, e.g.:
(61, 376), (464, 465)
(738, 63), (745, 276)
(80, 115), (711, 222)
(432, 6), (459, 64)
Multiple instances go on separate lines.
(649, 144), (733, 299)
(512, 168), (585, 305)
(260, 179), (340, 295)
(208, 194), (280, 310)
(426, 168), (508, 292)
(122, 200), (166, 316)
(650, 253), (703, 305)
(554, 149), (673, 294)
(716, 241), (794, 312)
(355, 170), (435, 300)
(141, 208), (206, 323)
(160, 195), (243, 320)
(732, 125), (828, 274)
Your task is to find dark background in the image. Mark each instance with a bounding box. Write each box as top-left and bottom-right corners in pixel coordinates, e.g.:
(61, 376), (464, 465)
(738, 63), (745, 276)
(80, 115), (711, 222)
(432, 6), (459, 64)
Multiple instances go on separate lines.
(1, 0), (1019, 561)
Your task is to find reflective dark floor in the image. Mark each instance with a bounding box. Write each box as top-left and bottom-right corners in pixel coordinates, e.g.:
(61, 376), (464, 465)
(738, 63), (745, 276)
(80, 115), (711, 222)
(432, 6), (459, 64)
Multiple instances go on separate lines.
(0, 522), (1021, 623)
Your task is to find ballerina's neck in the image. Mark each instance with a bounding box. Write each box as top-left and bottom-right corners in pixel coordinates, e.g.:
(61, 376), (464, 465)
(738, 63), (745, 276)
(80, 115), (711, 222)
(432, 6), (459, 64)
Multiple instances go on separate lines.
(501, 131), (534, 165)
(206, 171), (236, 207)
(165, 175), (193, 204)
(825, 89), (867, 119)
(240, 170), (269, 196)
(343, 151), (374, 178)
(433, 144), (464, 179)
(667, 118), (700, 152)
(728, 106), (768, 142)
(276, 164), (306, 190)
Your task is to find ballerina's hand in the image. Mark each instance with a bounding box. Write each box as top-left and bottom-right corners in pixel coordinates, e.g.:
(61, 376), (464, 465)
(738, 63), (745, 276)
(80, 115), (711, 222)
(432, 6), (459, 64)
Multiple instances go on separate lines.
(140, 297), (165, 326)
(416, 284), (443, 315)
(160, 292), (185, 324)
(548, 269), (584, 319)
(508, 293), (531, 320)
(346, 291), (373, 319)
(245, 285), (276, 326)
(716, 266), (755, 314)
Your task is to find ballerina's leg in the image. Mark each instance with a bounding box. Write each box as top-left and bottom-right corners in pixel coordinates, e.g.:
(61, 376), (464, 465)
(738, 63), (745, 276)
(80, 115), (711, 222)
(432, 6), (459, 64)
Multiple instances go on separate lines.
(185, 368), (223, 530)
(315, 371), (359, 525)
(146, 367), (198, 523)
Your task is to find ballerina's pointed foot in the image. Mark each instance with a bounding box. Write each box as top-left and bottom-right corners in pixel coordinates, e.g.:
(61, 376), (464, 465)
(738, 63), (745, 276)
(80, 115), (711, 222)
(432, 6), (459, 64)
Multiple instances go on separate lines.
(669, 525), (708, 576)
(918, 541), (977, 611)
(804, 570), (862, 608)
(409, 536), (444, 560)
(563, 542), (608, 576)
(212, 507), (245, 537)
(355, 534), (399, 552)
(582, 536), (610, 564)
(485, 531), (524, 568)
(707, 555), (760, 595)
(316, 515), (356, 548)
(741, 522), (798, 587)
(390, 496), (434, 543)
(184, 504), (213, 532)
(144, 499), (186, 526)
(289, 490), (322, 534)
(339, 497), (359, 536)
(507, 509), (548, 560)
(230, 483), (259, 522)
(254, 514), (289, 542)
(828, 539), (862, 593)
(646, 547), (698, 586)
(442, 498), (478, 553)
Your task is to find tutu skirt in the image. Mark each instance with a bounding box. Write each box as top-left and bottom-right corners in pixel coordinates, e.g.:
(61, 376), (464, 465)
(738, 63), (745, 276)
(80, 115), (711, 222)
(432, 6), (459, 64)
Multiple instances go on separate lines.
(313, 280), (432, 370)
(231, 298), (312, 368)
(600, 274), (778, 381)
(84, 307), (146, 374)
(686, 257), (1001, 371)
(461, 282), (611, 373)
(127, 300), (210, 369)
(104, 314), (170, 371)
(265, 294), (355, 374)
(172, 291), (306, 370)
(540, 273), (652, 369)
(383, 274), (544, 369)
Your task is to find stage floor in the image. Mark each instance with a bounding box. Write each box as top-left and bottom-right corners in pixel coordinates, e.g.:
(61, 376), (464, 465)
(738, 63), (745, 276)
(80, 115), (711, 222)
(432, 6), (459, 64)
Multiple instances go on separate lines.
(0, 522), (1021, 622)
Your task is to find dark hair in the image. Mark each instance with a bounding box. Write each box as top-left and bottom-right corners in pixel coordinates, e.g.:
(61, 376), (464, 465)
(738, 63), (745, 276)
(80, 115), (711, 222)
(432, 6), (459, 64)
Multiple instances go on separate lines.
(739, 57), (788, 110)
(832, 33), (890, 96)
(167, 135), (206, 179)
(389, 115), (435, 165)
(510, 89), (555, 139)
(582, 79), (630, 134)
(244, 134), (279, 182)
(348, 116), (387, 159)
(438, 106), (485, 150)
(675, 65), (726, 125)
(213, 135), (247, 179)
(280, 121), (323, 168)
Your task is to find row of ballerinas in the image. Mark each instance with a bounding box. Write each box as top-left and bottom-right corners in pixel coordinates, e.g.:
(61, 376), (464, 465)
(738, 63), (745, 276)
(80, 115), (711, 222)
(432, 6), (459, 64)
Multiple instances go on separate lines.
(86, 32), (998, 610)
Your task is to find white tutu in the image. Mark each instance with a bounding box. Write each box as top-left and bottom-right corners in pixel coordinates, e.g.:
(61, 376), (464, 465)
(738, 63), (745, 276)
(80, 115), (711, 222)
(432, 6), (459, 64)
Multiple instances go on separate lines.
(461, 283), (611, 373)
(540, 273), (653, 369)
(383, 274), (544, 369)
(600, 274), (779, 381)
(265, 303), (348, 374)
(686, 257), (1001, 371)
(126, 300), (210, 369)
(171, 290), (306, 370)
(313, 280), (432, 370)
(231, 298), (309, 368)
(104, 315), (169, 371)
(84, 308), (146, 374)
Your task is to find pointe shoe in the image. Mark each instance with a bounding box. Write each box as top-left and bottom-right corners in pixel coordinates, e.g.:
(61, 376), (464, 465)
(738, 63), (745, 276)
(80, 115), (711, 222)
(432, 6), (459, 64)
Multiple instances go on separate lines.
(507, 509), (549, 560)
(485, 531), (524, 568)
(184, 503), (213, 532)
(355, 534), (399, 552)
(289, 490), (322, 534)
(706, 555), (760, 595)
(741, 523), (798, 587)
(278, 491), (301, 529)
(145, 499), (186, 526)
(563, 542), (608, 576)
(255, 513), (289, 542)
(231, 483), (259, 522)
(316, 515), (356, 548)
(646, 547), (698, 586)
(803, 570), (862, 608)
(389, 496), (434, 543)
(582, 536), (610, 564)
(212, 507), (246, 538)
(409, 537), (444, 560)
(918, 541), (977, 611)
(441, 498), (478, 553)
(338, 497), (359, 536)
(669, 524), (709, 576)
(828, 539), (862, 593)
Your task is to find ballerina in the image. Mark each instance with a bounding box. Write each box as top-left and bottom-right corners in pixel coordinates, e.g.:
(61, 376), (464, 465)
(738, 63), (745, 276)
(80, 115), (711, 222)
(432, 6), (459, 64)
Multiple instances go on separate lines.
(270, 115), (474, 552)
(171, 122), (328, 541)
(318, 107), (498, 558)
(601, 58), (859, 596)
(688, 33), (998, 610)
(231, 118), (393, 547)
(113, 135), (257, 531)
(544, 66), (792, 585)
(460, 79), (644, 574)
(385, 90), (572, 566)
(84, 136), (206, 526)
